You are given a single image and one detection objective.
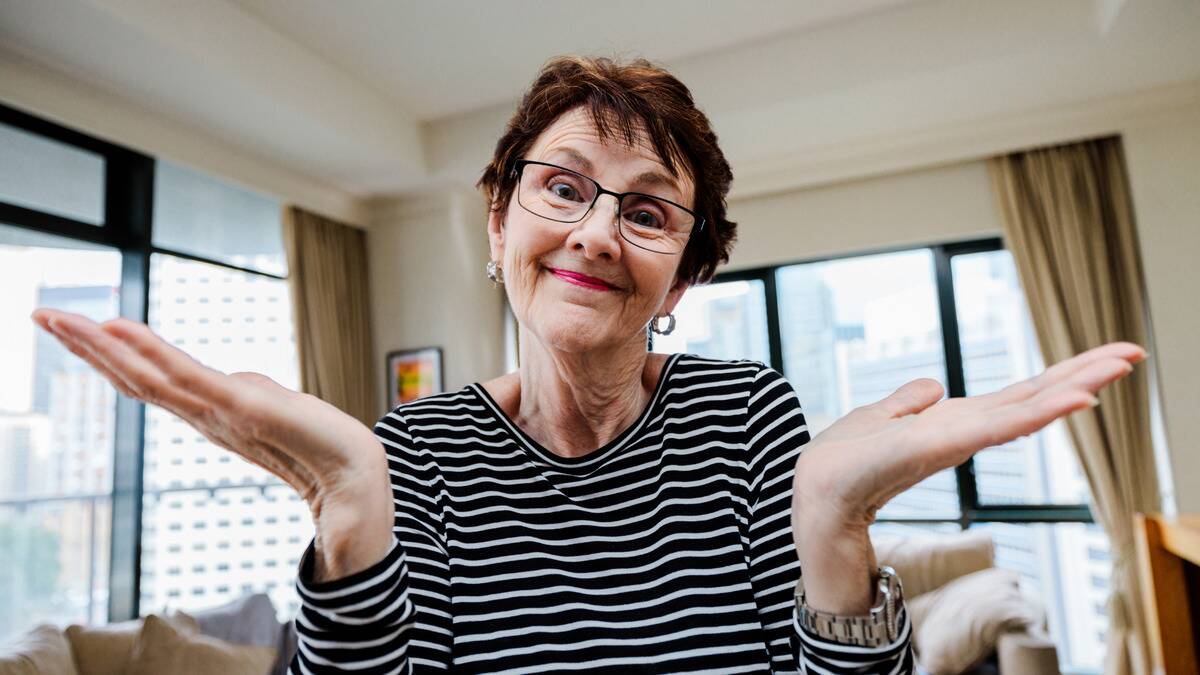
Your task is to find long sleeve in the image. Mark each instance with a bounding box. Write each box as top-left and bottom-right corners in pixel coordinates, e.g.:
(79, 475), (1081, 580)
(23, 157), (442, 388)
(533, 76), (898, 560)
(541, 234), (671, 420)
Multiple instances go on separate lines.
(291, 536), (416, 673)
(744, 364), (916, 674)
(290, 408), (453, 673)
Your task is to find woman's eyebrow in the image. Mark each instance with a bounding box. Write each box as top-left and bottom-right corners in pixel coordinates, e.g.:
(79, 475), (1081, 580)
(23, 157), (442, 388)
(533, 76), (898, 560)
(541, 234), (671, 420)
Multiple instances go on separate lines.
(547, 147), (595, 173)
(629, 171), (682, 198)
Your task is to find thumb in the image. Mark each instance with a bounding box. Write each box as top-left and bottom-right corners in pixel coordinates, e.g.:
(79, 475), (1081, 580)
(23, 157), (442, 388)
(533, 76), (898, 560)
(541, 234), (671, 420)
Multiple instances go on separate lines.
(876, 378), (944, 418)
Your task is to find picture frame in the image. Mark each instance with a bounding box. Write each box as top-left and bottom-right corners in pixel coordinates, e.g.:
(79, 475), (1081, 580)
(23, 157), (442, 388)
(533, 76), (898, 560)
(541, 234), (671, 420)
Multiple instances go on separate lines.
(385, 346), (444, 409)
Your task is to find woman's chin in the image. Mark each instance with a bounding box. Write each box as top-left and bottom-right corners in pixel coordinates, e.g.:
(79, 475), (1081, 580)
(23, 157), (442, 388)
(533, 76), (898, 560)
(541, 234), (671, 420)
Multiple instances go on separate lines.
(539, 330), (606, 354)
(531, 317), (615, 354)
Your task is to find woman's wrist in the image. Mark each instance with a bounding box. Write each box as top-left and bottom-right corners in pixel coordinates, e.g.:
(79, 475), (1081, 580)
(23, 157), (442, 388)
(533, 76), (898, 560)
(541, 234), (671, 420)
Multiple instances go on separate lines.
(793, 509), (879, 615)
(309, 458), (395, 582)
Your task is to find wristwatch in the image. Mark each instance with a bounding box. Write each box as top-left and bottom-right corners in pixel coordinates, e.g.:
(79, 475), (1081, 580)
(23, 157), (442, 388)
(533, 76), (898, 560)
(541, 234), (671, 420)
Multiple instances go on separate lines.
(795, 565), (904, 647)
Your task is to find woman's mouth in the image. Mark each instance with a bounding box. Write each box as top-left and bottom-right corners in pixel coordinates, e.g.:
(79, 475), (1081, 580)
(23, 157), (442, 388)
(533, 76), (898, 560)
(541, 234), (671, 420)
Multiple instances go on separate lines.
(546, 267), (619, 291)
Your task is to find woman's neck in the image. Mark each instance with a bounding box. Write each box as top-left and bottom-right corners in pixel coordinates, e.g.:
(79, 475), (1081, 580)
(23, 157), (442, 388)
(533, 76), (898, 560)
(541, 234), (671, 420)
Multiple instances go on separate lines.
(511, 328), (662, 459)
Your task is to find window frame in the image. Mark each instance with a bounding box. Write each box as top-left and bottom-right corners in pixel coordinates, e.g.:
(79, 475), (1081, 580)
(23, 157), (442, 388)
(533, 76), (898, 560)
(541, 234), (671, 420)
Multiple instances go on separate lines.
(0, 102), (288, 623)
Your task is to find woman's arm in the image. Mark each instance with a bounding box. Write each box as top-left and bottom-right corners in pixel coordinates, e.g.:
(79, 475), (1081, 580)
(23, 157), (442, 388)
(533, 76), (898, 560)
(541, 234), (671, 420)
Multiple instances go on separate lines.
(29, 309), (425, 672)
(744, 364), (915, 673)
(291, 409), (454, 673)
(292, 537), (418, 673)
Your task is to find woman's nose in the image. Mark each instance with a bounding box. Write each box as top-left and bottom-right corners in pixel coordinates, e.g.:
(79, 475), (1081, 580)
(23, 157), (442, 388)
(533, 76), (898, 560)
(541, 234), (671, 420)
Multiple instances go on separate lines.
(567, 194), (622, 259)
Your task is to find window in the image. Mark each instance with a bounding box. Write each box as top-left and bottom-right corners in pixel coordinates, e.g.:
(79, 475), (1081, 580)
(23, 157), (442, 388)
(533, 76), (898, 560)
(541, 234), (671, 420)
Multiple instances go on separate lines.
(0, 225), (122, 638)
(655, 239), (1107, 674)
(0, 121), (105, 226)
(951, 250), (1091, 506)
(0, 103), (311, 639)
(651, 277), (771, 363)
(140, 180), (309, 621)
(777, 250), (958, 520)
(151, 161), (287, 276)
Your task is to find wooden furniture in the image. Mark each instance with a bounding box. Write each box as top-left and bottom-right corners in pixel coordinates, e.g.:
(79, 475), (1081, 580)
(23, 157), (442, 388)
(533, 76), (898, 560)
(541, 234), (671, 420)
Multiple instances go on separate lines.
(1134, 513), (1200, 674)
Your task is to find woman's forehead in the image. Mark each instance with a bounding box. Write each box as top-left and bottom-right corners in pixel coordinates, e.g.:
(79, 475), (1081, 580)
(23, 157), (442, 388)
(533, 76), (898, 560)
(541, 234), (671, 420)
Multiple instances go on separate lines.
(529, 108), (695, 198)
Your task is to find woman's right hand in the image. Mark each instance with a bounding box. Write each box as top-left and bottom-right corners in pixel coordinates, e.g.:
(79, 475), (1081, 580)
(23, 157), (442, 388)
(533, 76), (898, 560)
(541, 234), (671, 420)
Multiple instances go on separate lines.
(31, 308), (394, 581)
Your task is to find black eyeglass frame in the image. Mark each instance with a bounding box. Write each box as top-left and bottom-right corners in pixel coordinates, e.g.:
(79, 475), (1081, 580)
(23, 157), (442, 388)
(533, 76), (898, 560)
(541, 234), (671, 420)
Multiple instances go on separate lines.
(511, 159), (706, 253)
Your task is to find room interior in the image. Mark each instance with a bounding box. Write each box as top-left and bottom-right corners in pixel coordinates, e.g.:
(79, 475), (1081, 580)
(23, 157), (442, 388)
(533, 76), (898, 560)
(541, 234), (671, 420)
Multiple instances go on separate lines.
(1, 1), (1198, 674)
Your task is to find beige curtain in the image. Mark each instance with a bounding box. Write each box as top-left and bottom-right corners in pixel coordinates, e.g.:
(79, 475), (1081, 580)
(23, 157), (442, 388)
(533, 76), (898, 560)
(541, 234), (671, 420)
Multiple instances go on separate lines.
(283, 205), (378, 427)
(988, 136), (1159, 675)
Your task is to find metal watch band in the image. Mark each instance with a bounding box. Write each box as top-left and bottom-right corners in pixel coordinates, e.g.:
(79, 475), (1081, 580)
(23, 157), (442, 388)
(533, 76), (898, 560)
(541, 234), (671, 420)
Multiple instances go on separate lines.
(794, 565), (903, 648)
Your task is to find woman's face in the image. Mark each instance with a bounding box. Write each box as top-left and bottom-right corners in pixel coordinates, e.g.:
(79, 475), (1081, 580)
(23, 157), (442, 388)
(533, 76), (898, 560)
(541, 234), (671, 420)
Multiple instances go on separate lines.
(487, 106), (694, 355)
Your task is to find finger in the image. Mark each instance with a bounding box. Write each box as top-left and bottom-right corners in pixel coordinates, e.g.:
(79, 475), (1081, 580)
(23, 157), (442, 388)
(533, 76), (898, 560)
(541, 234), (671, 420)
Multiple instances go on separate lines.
(874, 378), (945, 418)
(38, 310), (145, 399)
(40, 310), (215, 419)
(41, 312), (212, 419)
(980, 341), (1146, 407)
(931, 357), (1135, 467)
(1028, 356), (1134, 407)
(43, 321), (141, 400)
(101, 318), (239, 409)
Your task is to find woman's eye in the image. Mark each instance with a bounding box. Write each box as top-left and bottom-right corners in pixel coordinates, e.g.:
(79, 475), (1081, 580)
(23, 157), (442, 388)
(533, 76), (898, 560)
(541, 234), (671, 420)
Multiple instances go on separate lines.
(549, 182), (580, 201)
(626, 209), (664, 229)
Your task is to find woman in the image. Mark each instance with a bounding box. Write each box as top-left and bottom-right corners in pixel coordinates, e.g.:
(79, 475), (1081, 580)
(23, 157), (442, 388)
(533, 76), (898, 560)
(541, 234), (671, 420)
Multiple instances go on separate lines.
(32, 56), (1146, 674)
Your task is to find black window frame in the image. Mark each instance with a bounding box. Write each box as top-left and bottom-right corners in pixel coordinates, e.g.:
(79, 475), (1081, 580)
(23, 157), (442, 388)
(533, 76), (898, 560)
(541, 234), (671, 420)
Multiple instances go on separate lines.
(0, 101), (287, 623)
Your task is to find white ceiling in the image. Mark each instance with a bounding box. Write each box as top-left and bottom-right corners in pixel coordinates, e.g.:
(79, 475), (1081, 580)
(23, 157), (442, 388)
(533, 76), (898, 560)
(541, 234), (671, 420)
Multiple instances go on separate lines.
(228, 0), (916, 120)
(1, 0), (1198, 201)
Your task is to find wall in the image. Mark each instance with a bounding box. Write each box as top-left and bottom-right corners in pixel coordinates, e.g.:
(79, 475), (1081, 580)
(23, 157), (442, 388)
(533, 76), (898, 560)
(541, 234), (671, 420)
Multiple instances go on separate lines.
(1122, 103), (1200, 513)
(367, 188), (507, 405)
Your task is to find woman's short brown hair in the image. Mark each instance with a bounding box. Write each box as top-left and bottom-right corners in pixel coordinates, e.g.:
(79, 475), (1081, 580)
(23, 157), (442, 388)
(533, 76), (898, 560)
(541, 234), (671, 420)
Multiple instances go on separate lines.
(476, 55), (736, 286)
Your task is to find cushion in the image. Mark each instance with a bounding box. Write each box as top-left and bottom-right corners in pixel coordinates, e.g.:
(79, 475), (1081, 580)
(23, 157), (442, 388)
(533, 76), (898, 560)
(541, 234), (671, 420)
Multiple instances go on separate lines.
(271, 619), (298, 675)
(186, 593), (281, 648)
(65, 611), (197, 675)
(907, 567), (1045, 675)
(996, 631), (1060, 675)
(873, 530), (994, 597)
(127, 614), (276, 675)
(0, 623), (79, 675)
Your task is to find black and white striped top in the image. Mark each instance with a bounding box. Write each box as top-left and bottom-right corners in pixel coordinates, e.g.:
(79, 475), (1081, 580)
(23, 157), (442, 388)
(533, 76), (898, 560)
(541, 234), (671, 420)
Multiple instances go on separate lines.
(290, 353), (914, 674)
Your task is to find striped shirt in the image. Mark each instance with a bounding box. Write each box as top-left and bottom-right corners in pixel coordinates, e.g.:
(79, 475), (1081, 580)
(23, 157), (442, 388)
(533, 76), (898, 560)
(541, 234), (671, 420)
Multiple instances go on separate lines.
(290, 353), (915, 674)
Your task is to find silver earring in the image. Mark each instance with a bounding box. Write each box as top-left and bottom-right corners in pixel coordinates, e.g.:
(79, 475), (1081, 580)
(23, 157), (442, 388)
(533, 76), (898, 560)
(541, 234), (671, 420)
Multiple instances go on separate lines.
(486, 260), (505, 284)
(650, 313), (676, 335)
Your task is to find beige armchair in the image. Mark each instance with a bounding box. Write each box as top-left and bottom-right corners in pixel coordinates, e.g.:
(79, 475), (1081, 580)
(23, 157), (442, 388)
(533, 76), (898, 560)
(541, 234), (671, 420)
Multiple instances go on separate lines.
(873, 530), (1061, 675)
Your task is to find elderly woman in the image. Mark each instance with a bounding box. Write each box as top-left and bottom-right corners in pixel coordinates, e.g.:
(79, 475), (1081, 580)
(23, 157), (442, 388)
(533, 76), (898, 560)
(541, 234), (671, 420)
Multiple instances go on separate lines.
(33, 56), (1145, 674)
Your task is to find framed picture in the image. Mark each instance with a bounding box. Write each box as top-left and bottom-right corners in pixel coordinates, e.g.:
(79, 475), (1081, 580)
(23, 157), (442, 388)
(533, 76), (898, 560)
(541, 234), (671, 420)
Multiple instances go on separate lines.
(386, 346), (444, 409)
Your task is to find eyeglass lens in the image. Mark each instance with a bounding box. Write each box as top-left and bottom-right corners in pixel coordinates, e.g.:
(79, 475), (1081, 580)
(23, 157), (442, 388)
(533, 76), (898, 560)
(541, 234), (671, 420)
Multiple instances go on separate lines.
(517, 162), (694, 254)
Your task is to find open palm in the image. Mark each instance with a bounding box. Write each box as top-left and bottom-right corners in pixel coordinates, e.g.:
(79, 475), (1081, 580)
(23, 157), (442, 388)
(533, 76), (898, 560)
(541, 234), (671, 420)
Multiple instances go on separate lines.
(793, 341), (1147, 527)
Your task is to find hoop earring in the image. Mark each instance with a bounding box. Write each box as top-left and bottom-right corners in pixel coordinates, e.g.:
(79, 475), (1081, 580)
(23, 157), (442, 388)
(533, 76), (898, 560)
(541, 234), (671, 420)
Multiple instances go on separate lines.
(485, 259), (505, 285)
(650, 313), (676, 336)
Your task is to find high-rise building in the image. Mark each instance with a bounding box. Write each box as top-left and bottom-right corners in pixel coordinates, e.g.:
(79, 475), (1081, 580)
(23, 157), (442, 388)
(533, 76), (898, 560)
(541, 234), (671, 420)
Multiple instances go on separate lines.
(139, 255), (310, 620)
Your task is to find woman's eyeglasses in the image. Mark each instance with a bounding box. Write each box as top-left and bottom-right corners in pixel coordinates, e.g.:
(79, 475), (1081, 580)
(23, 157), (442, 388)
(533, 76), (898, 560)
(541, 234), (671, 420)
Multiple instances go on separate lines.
(512, 159), (704, 255)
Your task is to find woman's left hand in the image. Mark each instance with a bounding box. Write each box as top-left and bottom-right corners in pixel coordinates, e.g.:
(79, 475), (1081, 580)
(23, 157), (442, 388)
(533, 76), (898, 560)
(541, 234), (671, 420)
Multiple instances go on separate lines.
(790, 340), (1147, 598)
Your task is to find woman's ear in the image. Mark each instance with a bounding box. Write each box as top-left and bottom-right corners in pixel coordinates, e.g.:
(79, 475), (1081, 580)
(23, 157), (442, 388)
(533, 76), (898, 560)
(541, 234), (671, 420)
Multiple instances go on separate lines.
(659, 276), (691, 316)
(486, 205), (506, 263)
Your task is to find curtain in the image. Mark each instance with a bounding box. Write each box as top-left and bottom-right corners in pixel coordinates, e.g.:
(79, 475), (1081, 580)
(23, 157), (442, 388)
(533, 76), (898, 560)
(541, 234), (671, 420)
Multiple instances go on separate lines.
(988, 136), (1159, 675)
(283, 205), (378, 427)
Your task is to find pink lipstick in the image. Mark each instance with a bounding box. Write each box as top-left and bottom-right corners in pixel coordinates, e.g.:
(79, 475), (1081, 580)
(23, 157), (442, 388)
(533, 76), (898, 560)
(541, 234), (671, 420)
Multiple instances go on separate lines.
(547, 267), (618, 291)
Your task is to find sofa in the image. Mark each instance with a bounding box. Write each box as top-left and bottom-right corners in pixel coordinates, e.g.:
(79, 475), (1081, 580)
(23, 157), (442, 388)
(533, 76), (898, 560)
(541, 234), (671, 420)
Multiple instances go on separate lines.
(2, 531), (1059, 675)
(873, 530), (1062, 675)
(0, 593), (297, 675)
